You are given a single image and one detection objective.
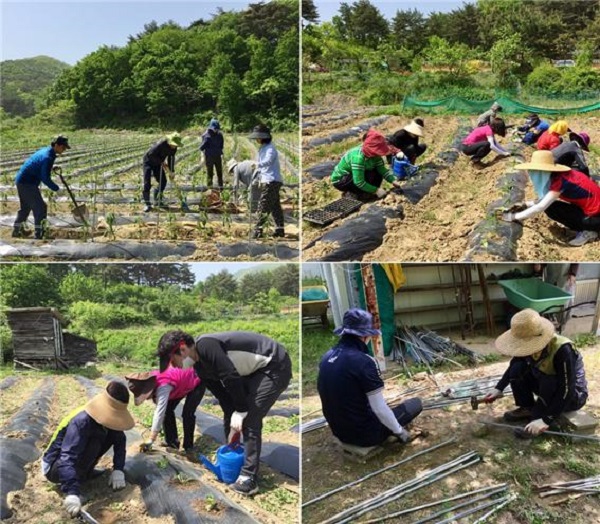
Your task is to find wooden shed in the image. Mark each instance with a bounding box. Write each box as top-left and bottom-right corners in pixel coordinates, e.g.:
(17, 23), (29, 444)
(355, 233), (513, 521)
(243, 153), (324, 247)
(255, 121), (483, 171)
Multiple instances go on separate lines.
(6, 307), (97, 369)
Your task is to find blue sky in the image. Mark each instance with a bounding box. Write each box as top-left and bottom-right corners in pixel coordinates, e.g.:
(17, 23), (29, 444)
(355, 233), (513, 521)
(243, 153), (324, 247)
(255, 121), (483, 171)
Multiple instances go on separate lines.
(1, 1), (249, 65)
(314, 0), (466, 22)
(190, 263), (280, 283)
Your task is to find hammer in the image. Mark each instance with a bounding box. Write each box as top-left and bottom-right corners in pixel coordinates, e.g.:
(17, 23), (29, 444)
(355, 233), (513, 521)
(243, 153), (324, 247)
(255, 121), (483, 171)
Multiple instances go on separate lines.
(471, 394), (503, 410)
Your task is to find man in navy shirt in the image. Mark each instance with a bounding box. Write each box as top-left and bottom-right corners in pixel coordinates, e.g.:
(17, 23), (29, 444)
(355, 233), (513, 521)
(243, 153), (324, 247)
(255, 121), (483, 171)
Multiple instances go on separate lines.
(200, 119), (225, 188)
(318, 308), (422, 448)
(12, 135), (69, 239)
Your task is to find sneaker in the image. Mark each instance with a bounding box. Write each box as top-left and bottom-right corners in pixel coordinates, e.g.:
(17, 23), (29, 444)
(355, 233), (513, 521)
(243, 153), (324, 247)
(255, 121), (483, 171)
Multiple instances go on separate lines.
(273, 228), (285, 238)
(471, 160), (486, 170)
(503, 407), (533, 422)
(569, 230), (599, 247)
(143, 204), (153, 213)
(161, 440), (180, 450)
(231, 475), (258, 496)
(252, 229), (263, 239)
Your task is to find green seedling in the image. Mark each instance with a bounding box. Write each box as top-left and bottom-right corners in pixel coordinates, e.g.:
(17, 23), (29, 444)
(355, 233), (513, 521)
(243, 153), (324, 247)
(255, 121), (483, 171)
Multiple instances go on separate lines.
(105, 212), (116, 240)
(204, 494), (218, 512)
(174, 472), (193, 484)
(157, 456), (169, 469)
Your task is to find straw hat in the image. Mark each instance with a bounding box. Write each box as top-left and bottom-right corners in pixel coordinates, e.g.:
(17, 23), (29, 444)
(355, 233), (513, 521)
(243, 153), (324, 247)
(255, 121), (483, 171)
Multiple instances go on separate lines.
(166, 132), (183, 148)
(84, 383), (135, 431)
(226, 158), (239, 173)
(514, 150), (570, 172)
(495, 309), (555, 357)
(403, 122), (424, 137)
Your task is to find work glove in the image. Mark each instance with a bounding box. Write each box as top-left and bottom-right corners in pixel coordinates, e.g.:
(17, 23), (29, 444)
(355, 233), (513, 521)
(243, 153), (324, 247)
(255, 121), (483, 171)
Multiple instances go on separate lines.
(501, 212), (516, 223)
(525, 200), (535, 207)
(108, 469), (126, 490)
(395, 151), (405, 160)
(230, 411), (248, 433)
(375, 188), (387, 199)
(503, 152), (511, 157)
(394, 428), (411, 444)
(524, 418), (549, 436)
(139, 440), (153, 453)
(483, 388), (503, 403)
(64, 494), (81, 517)
(392, 180), (403, 189)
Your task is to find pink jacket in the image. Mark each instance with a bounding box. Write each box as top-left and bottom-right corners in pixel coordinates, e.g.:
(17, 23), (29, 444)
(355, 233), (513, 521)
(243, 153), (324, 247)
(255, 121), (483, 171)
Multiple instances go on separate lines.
(154, 367), (201, 400)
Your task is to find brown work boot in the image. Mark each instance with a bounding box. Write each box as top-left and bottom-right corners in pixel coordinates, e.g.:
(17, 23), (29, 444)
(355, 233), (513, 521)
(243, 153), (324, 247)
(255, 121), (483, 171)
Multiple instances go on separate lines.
(503, 407), (533, 422)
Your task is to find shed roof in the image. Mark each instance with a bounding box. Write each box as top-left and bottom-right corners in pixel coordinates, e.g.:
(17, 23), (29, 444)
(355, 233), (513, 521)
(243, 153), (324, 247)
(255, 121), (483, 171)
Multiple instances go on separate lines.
(7, 307), (68, 326)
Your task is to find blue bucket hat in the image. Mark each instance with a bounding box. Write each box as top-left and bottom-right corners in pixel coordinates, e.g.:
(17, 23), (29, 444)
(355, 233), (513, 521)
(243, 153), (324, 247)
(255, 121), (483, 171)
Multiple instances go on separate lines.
(209, 118), (220, 130)
(333, 308), (382, 337)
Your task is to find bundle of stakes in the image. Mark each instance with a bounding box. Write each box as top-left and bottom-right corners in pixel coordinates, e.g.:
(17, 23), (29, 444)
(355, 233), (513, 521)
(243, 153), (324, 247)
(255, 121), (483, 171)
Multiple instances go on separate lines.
(535, 476), (600, 501)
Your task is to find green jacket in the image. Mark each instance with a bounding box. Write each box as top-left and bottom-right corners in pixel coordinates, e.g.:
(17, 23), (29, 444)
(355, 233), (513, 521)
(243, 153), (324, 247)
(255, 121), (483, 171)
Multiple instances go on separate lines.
(330, 146), (395, 193)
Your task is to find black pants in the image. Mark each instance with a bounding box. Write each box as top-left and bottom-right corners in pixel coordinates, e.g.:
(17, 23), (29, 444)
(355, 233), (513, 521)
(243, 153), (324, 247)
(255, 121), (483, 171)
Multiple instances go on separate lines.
(506, 359), (587, 413)
(142, 163), (167, 205)
(332, 170), (382, 199)
(163, 383), (206, 450)
(13, 183), (47, 238)
(461, 141), (491, 162)
(46, 431), (116, 485)
(255, 182), (284, 232)
(545, 201), (600, 232)
(207, 354), (292, 478)
(205, 155), (223, 187)
(378, 398), (423, 443)
(403, 144), (427, 164)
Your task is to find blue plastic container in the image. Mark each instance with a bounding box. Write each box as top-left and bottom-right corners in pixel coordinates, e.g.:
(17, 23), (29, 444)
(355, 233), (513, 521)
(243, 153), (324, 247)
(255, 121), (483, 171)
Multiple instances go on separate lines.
(392, 158), (419, 180)
(200, 444), (244, 484)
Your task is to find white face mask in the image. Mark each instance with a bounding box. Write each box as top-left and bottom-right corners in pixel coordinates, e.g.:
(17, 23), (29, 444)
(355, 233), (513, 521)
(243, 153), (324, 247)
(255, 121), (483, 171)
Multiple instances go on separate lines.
(182, 357), (195, 369)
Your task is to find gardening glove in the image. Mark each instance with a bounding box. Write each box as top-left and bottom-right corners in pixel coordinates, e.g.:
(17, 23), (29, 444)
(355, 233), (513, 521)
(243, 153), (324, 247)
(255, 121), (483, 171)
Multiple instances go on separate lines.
(501, 212), (516, 222)
(394, 428), (411, 444)
(392, 180), (403, 189)
(483, 388), (503, 403)
(230, 411), (248, 433)
(139, 440), (153, 453)
(375, 188), (387, 199)
(64, 494), (81, 517)
(108, 469), (126, 490)
(524, 418), (549, 436)
(503, 151), (511, 157)
(395, 151), (405, 160)
(525, 200), (536, 207)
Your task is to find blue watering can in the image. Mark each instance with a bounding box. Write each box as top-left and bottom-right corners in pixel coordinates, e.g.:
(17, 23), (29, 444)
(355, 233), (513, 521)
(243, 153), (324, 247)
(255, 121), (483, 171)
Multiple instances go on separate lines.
(392, 158), (420, 180)
(200, 443), (244, 484)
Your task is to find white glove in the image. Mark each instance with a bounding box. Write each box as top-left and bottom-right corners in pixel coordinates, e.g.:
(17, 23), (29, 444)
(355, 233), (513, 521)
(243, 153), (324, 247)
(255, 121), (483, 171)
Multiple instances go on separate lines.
(395, 428), (411, 443)
(503, 151), (511, 157)
(64, 494), (81, 517)
(483, 388), (503, 403)
(230, 411), (248, 432)
(395, 151), (405, 159)
(501, 212), (516, 222)
(525, 200), (535, 207)
(375, 188), (387, 198)
(524, 418), (549, 436)
(108, 469), (126, 490)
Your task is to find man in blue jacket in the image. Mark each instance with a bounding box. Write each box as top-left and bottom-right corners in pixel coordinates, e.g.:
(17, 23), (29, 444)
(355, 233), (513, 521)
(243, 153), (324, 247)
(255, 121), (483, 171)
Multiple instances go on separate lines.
(318, 308), (423, 448)
(12, 135), (69, 239)
(42, 381), (135, 517)
(518, 113), (550, 145)
(200, 119), (224, 188)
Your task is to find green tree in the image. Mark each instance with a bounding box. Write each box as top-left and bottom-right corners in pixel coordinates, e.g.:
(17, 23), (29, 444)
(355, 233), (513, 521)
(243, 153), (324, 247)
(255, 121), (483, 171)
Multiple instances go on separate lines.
(203, 270), (238, 302)
(334, 0), (389, 49)
(422, 36), (472, 77)
(0, 265), (62, 308)
(59, 273), (105, 305)
(218, 73), (246, 129)
(302, 0), (319, 24)
(272, 264), (299, 297)
(391, 9), (427, 52)
(489, 34), (532, 87)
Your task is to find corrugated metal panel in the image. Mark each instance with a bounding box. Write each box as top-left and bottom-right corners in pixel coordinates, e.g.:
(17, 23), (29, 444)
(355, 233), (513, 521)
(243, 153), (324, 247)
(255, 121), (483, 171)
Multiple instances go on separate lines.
(575, 279), (598, 304)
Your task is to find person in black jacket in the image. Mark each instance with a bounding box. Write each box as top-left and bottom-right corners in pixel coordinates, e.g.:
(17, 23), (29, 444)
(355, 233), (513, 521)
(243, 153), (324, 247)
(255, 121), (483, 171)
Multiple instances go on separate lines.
(142, 133), (183, 212)
(42, 381), (135, 517)
(158, 329), (292, 496)
(484, 309), (588, 439)
(387, 119), (427, 164)
(200, 119), (225, 188)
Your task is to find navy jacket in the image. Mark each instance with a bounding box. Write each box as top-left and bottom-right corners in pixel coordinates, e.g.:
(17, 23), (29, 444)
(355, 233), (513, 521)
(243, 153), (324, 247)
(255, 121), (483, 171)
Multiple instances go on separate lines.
(199, 129), (224, 157)
(143, 139), (176, 171)
(15, 146), (60, 191)
(43, 410), (126, 496)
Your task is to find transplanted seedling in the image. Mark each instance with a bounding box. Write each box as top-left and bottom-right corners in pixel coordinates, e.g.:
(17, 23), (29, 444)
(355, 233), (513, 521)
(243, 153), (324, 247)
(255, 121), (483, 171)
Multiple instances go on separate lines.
(204, 494), (219, 512)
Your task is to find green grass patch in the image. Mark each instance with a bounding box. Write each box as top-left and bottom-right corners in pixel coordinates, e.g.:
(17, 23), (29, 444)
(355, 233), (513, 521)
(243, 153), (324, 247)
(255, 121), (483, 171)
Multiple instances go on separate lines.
(263, 414), (298, 435)
(302, 327), (338, 395)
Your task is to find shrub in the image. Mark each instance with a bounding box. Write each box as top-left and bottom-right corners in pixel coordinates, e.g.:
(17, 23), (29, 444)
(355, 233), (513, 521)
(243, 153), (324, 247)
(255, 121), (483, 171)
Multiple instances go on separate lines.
(69, 301), (152, 336)
(59, 273), (104, 305)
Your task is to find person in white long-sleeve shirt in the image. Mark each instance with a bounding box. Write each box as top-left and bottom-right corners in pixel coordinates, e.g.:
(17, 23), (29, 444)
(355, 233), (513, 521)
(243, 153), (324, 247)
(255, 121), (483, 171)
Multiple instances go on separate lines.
(318, 308), (423, 447)
(248, 124), (285, 239)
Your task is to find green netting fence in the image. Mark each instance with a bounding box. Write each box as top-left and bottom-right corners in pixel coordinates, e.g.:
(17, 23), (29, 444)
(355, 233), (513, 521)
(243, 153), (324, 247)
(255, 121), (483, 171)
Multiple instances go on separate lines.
(403, 95), (600, 115)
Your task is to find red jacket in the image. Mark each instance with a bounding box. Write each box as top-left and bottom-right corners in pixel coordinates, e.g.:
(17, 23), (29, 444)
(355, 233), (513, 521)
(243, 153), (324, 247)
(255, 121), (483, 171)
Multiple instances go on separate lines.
(537, 131), (562, 151)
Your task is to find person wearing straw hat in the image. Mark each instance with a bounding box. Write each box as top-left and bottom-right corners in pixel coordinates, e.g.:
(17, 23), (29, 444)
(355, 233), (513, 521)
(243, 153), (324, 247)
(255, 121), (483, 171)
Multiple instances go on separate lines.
(200, 118), (225, 188)
(330, 129), (403, 200)
(141, 132), (183, 212)
(41, 381), (135, 517)
(387, 119), (427, 164)
(157, 329), (292, 496)
(476, 102), (503, 127)
(226, 158), (259, 202)
(135, 345), (205, 459)
(318, 308), (422, 448)
(551, 131), (591, 176)
(500, 150), (600, 246)
(249, 124), (286, 239)
(12, 135), (70, 239)
(484, 309), (588, 439)
(461, 118), (511, 168)
(537, 120), (569, 151)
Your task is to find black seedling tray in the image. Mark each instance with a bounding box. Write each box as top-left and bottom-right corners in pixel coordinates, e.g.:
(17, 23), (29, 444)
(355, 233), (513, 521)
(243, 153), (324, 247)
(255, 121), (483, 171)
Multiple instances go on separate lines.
(304, 197), (363, 226)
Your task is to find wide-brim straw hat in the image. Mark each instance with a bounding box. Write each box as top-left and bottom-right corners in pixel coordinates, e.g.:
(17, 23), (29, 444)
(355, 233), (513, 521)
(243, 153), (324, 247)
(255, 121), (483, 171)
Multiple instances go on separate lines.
(166, 133), (183, 148)
(403, 122), (424, 137)
(495, 308), (555, 357)
(226, 158), (239, 173)
(84, 390), (135, 431)
(514, 150), (570, 172)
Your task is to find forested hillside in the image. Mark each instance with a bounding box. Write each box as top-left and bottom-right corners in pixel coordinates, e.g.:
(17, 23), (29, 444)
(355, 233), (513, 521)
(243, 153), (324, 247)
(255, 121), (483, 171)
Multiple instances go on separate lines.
(0, 56), (70, 117)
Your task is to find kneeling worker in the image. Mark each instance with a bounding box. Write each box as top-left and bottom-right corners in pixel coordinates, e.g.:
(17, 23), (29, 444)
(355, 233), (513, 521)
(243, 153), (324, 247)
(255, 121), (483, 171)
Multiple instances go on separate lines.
(484, 309), (588, 438)
(42, 381), (135, 517)
(318, 308), (422, 447)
